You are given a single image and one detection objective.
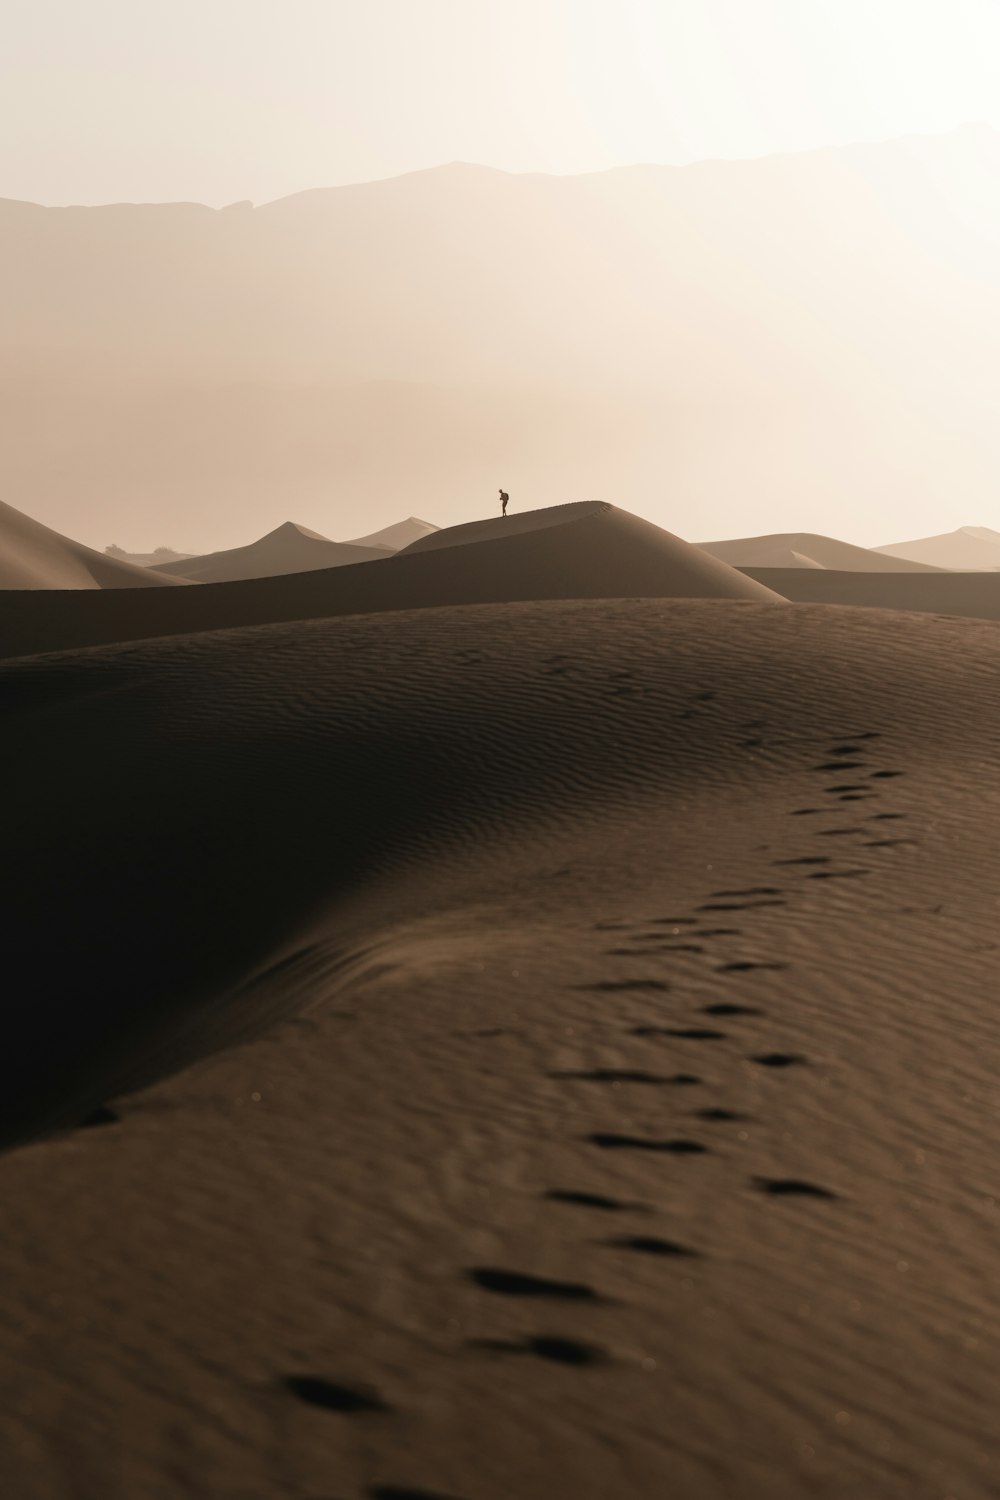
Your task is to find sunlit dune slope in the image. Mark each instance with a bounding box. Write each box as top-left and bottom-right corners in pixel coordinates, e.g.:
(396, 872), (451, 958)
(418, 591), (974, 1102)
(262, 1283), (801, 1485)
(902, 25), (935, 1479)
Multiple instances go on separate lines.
(0, 497), (185, 590)
(0, 501), (782, 659)
(699, 531), (942, 572)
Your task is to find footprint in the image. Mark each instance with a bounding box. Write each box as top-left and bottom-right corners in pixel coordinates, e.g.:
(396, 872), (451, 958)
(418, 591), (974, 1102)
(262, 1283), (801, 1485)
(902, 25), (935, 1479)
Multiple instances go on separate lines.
(791, 809), (823, 816)
(577, 979), (670, 993)
(825, 784), (867, 793)
(698, 900), (785, 912)
(838, 795), (870, 802)
(545, 1189), (642, 1212)
(815, 827), (867, 837)
(814, 761), (865, 771)
(694, 1107), (747, 1121)
(649, 917), (700, 926)
(751, 1053), (806, 1068)
(717, 961), (786, 973)
(469, 1336), (607, 1367)
(774, 856), (830, 866)
(550, 1069), (700, 1086)
(709, 887), (783, 898)
(371, 1489), (469, 1500)
(283, 1375), (388, 1414)
(588, 1134), (708, 1153)
(864, 839), (914, 848)
(468, 1269), (599, 1300)
(753, 1178), (838, 1199)
(870, 770), (903, 779)
(869, 813), (905, 821)
(806, 869), (869, 880)
(607, 1236), (697, 1257)
(632, 1027), (726, 1041)
(827, 745), (865, 756)
(77, 1105), (120, 1129)
(693, 927), (741, 937)
(702, 1003), (762, 1016)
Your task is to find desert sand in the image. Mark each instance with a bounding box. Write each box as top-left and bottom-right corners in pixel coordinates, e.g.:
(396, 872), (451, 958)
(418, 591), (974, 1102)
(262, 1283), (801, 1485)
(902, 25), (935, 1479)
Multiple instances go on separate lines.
(155, 521), (394, 583)
(0, 501), (781, 660)
(699, 531), (941, 572)
(3, 574), (1000, 1498)
(0, 496), (184, 590)
(738, 567), (1000, 619)
(346, 517), (439, 550)
(876, 526), (1000, 570)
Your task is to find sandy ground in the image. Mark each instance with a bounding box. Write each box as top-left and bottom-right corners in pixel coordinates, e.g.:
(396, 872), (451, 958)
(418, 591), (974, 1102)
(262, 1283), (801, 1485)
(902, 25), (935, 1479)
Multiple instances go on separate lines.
(2, 597), (1000, 1498)
(0, 503), (779, 660)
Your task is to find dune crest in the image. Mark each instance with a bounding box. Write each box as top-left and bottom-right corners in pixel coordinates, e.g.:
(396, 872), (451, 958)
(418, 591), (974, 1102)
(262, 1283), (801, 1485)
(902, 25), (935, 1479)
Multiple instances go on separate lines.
(0, 500), (783, 660)
(699, 530), (942, 572)
(156, 519), (392, 583)
(0, 497), (184, 590)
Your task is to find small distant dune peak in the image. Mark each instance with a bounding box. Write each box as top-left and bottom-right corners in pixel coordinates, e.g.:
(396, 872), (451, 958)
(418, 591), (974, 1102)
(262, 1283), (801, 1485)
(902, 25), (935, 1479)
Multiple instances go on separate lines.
(155, 518), (391, 584)
(0, 498), (183, 590)
(346, 516), (438, 551)
(699, 531), (942, 573)
(876, 526), (1000, 570)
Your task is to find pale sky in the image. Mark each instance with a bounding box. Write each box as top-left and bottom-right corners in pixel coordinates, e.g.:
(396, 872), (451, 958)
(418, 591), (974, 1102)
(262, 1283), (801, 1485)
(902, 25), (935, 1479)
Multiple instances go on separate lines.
(2, 0), (999, 204)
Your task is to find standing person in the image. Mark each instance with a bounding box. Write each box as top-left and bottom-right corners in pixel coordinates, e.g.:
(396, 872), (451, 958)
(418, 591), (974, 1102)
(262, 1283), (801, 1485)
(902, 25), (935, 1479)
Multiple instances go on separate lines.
(499, 488), (509, 518)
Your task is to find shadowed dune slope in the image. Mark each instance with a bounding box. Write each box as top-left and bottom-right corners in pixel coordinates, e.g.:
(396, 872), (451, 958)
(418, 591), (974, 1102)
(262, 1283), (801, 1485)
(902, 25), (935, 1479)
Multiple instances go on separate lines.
(876, 526), (1000, 570)
(741, 567), (1000, 618)
(155, 520), (392, 582)
(0, 501), (781, 660)
(0, 497), (185, 590)
(700, 531), (942, 572)
(2, 598), (1000, 1498)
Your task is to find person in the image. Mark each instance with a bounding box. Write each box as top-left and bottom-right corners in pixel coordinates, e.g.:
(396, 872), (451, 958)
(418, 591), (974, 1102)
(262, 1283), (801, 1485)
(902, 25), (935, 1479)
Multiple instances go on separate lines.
(499, 488), (509, 517)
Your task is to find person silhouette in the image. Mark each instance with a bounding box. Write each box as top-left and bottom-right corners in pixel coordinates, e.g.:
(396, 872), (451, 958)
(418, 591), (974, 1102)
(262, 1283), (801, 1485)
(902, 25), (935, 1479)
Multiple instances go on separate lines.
(499, 489), (509, 517)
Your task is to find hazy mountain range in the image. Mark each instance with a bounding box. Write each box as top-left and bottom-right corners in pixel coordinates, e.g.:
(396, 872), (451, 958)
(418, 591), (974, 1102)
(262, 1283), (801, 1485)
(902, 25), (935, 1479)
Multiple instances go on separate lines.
(4, 124), (1000, 549)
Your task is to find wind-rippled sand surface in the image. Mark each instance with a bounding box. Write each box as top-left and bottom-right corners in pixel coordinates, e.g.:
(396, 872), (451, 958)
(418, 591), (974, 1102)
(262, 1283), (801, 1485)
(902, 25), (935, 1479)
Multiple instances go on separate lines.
(2, 598), (999, 1498)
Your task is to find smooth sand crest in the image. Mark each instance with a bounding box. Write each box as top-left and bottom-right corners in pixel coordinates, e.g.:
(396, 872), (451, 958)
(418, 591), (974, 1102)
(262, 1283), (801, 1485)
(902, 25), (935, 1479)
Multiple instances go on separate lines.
(156, 520), (393, 583)
(2, 597), (1000, 1497)
(0, 502), (782, 660)
(699, 531), (943, 572)
(0, 496), (185, 590)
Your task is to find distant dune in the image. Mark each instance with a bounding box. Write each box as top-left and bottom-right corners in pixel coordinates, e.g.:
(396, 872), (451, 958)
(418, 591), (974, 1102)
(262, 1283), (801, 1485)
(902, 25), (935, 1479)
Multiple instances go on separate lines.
(155, 520), (392, 583)
(105, 545), (194, 568)
(875, 526), (1000, 570)
(2, 594), (1000, 1498)
(0, 501), (782, 660)
(739, 568), (1000, 619)
(0, 497), (184, 590)
(699, 531), (942, 572)
(346, 516), (438, 550)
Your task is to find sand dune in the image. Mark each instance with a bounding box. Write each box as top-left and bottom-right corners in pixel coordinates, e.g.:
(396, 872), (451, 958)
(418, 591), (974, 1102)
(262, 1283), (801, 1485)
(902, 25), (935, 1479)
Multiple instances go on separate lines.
(346, 515), (438, 550)
(155, 520), (392, 582)
(876, 525), (1000, 570)
(2, 595), (1000, 1498)
(0, 501), (782, 661)
(740, 567), (1000, 619)
(700, 531), (942, 572)
(0, 496), (184, 590)
(106, 544), (194, 568)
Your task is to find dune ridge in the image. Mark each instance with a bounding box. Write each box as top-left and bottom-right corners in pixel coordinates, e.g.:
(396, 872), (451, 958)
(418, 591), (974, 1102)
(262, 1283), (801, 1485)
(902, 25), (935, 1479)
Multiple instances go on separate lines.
(155, 520), (393, 582)
(0, 501), (782, 660)
(699, 530), (942, 572)
(0, 496), (184, 590)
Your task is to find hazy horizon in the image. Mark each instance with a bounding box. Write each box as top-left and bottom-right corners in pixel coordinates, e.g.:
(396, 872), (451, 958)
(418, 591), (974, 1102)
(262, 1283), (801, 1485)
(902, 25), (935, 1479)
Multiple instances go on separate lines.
(6, 1), (1000, 552)
(4, 0), (1000, 205)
